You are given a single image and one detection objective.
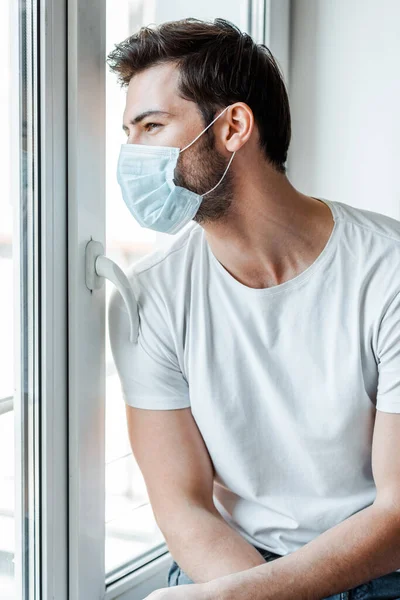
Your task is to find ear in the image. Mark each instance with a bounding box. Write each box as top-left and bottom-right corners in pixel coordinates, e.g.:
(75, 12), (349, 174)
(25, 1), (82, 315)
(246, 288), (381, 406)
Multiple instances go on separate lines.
(223, 102), (254, 152)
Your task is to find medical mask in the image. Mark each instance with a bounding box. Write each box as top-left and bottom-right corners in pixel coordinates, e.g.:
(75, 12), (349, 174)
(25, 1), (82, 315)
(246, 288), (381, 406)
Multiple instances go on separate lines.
(116, 105), (236, 235)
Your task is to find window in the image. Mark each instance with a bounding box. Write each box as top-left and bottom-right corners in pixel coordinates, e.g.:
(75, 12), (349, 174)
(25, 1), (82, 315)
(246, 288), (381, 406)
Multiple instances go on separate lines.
(0, 0), (42, 596)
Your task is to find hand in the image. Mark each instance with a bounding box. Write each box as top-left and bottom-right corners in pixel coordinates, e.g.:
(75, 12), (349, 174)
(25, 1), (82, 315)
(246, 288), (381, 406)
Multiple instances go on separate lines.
(143, 582), (214, 599)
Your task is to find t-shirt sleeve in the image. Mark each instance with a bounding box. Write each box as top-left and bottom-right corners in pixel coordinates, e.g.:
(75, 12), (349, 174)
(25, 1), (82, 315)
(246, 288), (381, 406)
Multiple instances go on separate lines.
(376, 289), (400, 413)
(107, 273), (191, 410)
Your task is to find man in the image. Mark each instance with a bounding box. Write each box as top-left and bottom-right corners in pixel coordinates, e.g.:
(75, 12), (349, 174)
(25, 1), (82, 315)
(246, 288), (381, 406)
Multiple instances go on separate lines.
(107, 17), (400, 600)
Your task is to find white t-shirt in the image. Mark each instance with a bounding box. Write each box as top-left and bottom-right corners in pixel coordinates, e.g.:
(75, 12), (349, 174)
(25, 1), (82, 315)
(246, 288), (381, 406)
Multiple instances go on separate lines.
(108, 197), (400, 560)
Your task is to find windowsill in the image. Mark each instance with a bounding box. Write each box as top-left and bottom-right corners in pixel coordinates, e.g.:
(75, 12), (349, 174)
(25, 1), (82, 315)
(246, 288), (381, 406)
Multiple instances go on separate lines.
(105, 544), (172, 600)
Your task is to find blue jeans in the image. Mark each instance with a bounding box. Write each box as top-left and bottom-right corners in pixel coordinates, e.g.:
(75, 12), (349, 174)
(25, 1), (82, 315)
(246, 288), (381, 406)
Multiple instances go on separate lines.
(167, 546), (400, 599)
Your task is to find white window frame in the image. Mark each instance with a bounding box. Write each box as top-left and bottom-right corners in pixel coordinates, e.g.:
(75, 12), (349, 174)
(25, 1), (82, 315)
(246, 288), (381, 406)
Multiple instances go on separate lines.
(11, 0), (68, 598)
(67, 0), (107, 595)
(39, 0), (69, 595)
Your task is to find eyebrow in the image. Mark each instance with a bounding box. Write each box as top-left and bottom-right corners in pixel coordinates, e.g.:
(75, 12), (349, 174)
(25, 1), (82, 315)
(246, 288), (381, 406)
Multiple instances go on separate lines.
(122, 110), (173, 131)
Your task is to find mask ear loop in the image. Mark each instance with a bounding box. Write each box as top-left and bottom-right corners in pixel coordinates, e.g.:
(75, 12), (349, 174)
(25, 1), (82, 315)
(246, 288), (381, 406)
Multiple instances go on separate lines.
(179, 105), (231, 153)
(202, 150), (236, 197)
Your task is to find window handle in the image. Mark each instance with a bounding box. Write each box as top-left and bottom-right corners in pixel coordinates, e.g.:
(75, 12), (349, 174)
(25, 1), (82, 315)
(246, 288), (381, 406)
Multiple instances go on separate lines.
(85, 239), (139, 343)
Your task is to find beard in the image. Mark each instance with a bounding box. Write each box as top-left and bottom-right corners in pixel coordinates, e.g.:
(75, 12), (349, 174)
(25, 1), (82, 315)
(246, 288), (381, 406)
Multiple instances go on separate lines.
(173, 131), (235, 226)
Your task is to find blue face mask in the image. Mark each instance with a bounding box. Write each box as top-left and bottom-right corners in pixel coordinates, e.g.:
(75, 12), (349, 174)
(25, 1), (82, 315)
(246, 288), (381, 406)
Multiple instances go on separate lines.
(116, 105), (236, 234)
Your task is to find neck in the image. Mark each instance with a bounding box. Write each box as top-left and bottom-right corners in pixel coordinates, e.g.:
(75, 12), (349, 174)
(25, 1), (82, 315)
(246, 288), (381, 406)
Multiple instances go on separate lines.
(200, 162), (334, 289)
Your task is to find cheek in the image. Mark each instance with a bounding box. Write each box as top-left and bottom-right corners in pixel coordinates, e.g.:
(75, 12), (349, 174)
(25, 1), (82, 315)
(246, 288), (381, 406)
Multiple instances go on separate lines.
(175, 154), (199, 184)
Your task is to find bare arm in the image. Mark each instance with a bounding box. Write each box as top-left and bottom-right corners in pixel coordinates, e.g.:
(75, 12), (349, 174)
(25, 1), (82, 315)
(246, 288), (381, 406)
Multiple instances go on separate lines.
(125, 404), (268, 583)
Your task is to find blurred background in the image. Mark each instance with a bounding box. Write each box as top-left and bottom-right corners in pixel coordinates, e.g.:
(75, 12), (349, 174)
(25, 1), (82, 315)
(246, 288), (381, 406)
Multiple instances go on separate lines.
(0, 0), (399, 596)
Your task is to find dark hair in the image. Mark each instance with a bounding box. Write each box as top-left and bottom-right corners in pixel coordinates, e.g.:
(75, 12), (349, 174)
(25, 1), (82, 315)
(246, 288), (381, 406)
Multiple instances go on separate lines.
(106, 17), (291, 174)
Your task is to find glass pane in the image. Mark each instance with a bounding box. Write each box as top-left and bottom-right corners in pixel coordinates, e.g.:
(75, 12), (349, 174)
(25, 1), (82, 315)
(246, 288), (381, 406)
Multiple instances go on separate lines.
(0, 0), (40, 597)
(0, 2), (15, 595)
(105, 0), (249, 583)
(0, 0), (16, 598)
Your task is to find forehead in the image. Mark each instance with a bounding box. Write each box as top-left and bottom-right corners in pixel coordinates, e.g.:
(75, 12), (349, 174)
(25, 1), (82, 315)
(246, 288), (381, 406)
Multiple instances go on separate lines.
(124, 62), (184, 116)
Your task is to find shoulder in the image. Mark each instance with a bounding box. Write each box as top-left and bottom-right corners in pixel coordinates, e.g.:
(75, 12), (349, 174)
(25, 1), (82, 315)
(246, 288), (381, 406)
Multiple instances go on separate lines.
(332, 199), (400, 275)
(332, 199), (400, 314)
(333, 199), (400, 247)
(109, 222), (202, 314)
(127, 222), (203, 298)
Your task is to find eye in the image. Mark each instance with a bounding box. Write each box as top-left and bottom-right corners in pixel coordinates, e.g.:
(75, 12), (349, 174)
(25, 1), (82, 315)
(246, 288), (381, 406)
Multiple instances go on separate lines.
(144, 122), (162, 132)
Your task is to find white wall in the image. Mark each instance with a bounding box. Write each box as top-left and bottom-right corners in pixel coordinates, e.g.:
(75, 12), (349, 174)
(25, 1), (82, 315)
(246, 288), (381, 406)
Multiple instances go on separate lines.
(155, 0), (248, 33)
(287, 0), (400, 219)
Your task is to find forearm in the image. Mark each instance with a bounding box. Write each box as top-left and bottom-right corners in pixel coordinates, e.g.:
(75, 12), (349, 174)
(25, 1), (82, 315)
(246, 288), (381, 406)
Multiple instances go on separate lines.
(206, 501), (400, 600)
(159, 503), (267, 584)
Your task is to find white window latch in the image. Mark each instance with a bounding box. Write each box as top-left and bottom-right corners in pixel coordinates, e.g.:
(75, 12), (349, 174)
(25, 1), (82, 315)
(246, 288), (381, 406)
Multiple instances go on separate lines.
(85, 239), (139, 343)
